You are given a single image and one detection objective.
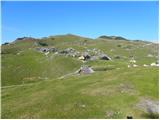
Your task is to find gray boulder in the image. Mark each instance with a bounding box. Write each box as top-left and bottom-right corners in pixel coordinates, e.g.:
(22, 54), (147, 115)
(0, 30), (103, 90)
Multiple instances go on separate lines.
(59, 48), (75, 54)
(90, 56), (98, 61)
(59, 48), (79, 57)
(82, 52), (91, 60)
(99, 54), (111, 60)
(76, 66), (94, 74)
(136, 98), (159, 114)
(50, 47), (57, 52)
(36, 47), (50, 52)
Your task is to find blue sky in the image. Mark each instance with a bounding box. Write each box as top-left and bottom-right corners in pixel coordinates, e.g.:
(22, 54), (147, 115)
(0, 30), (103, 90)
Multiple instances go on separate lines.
(1, 1), (158, 43)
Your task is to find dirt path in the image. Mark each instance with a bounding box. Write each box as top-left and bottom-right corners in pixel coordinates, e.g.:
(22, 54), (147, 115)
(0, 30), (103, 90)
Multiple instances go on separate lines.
(1, 71), (77, 89)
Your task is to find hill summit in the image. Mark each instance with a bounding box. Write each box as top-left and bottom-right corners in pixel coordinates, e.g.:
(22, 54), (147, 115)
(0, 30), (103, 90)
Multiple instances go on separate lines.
(98, 35), (127, 40)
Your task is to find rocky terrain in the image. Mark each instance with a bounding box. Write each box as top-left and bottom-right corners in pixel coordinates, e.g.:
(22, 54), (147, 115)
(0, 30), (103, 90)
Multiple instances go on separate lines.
(1, 34), (159, 118)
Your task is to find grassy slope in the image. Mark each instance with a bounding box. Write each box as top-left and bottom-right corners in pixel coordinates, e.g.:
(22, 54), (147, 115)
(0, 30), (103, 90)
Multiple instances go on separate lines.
(2, 67), (158, 118)
(1, 34), (159, 118)
(2, 49), (82, 86)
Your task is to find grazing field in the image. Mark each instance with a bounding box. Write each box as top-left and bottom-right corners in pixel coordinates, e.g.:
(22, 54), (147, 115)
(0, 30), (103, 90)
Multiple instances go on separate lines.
(1, 34), (159, 118)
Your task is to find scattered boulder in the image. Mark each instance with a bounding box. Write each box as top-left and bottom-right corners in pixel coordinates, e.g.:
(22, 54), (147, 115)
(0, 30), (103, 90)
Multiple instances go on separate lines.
(90, 56), (98, 61)
(129, 55), (134, 58)
(106, 111), (114, 118)
(35, 47), (112, 61)
(36, 47), (50, 52)
(128, 65), (131, 68)
(99, 53), (111, 60)
(150, 62), (159, 67)
(147, 54), (153, 57)
(110, 49), (114, 52)
(50, 47), (57, 52)
(45, 52), (49, 56)
(143, 64), (149, 67)
(33, 42), (39, 46)
(130, 59), (136, 63)
(82, 52), (91, 60)
(133, 64), (138, 67)
(36, 47), (57, 53)
(76, 66), (94, 74)
(78, 56), (85, 60)
(136, 98), (159, 114)
(59, 48), (79, 57)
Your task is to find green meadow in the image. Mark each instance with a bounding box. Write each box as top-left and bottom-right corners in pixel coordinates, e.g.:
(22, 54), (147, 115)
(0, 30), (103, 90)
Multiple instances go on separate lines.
(1, 34), (159, 118)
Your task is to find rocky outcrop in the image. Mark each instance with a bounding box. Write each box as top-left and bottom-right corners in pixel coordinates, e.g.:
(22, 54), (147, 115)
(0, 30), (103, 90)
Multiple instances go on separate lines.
(36, 47), (57, 53)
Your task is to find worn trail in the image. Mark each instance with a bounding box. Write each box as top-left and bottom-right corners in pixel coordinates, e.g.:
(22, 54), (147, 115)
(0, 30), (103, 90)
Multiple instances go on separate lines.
(1, 71), (77, 89)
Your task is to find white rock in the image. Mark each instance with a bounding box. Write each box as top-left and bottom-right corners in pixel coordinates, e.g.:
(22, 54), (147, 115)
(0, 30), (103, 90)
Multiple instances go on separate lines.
(150, 63), (156, 66)
(133, 64), (138, 67)
(147, 54), (153, 57)
(45, 52), (49, 56)
(110, 49), (114, 52)
(130, 59), (136, 63)
(143, 64), (149, 67)
(151, 63), (159, 67)
(78, 56), (85, 60)
(54, 52), (58, 55)
(17, 52), (20, 55)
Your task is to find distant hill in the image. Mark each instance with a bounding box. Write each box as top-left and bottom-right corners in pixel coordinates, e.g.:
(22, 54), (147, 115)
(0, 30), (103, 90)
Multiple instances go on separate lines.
(98, 35), (128, 40)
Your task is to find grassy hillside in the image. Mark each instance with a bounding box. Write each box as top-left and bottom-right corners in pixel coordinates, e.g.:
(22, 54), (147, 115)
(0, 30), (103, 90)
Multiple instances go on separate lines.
(1, 34), (159, 118)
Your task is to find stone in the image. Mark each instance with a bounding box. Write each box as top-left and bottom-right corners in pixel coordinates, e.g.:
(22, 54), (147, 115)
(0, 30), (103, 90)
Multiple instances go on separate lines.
(99, 54), (111, 60)
(136, 98), (159, 114)
(82, 52), (91, 60)
(77, 66), (94, 74)
(50, 47), (57, 52)
(150, 63), (157, 66)
(90, 56), (98, 61)
(45, 52), (49, 56)
(106, 111), (114, 118)
(36, 47), (50, 52)
(78, 56), (85, 60)
(59, 48), (79, 57)
(133, 64), (138, 67)
(110, 49), (114, 52)
(130, 59), (136, 63)
(147, 54), (153, 57)
(143, 64), (149, 67)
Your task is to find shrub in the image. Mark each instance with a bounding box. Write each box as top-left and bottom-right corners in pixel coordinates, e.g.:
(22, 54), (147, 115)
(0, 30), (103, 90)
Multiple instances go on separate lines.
(38, 42), (48, 46)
